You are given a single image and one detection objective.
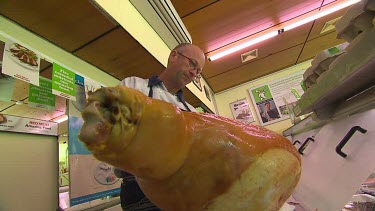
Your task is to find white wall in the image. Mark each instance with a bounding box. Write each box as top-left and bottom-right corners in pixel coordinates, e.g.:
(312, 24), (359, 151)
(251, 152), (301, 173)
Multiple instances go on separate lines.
(0, 132), (59, 211)
(215, 60), (312, 134)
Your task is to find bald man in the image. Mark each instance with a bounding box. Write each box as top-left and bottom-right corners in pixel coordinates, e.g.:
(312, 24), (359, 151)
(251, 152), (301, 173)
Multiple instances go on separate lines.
(115, 43), (206, 210)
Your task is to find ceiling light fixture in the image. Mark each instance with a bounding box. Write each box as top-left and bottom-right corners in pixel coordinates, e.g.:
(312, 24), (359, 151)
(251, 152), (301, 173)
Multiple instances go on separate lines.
(208, 31), (279, 61)
(207, 0), (360, 61)
(54, 115), (68, 123)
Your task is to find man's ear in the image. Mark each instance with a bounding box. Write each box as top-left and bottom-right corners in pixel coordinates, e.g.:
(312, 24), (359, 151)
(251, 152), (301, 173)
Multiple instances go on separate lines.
(171, 50), (177, 58)
(169, 50), (178, 63)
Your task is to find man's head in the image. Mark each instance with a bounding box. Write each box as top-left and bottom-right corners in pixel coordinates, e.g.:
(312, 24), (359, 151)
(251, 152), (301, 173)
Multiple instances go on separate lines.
(160, 43), (206, 92)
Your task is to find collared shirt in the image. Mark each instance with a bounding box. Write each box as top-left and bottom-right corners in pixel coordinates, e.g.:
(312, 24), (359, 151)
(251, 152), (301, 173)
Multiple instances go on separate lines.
(119, 76), (196, 112)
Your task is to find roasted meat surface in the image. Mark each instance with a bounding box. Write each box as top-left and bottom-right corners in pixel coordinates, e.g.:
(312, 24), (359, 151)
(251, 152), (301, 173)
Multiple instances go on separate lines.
(79, 86), (301, 211)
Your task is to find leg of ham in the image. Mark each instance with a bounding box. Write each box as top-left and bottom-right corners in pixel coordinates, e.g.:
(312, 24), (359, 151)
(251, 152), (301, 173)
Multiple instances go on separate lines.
(79, 86), (301, 211)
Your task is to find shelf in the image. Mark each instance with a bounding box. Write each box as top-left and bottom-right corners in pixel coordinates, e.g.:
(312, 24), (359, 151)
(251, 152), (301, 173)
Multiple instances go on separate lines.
(283, 85), (375, 136)
(283, 26), (375, 137)
(293, 27), (375, 119)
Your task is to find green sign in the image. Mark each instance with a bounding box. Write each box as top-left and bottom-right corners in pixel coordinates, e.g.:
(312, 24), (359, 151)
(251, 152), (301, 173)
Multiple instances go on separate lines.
(29, 77), (56, 110)
(327, 46), (340, 55)
(251, 85), (272, 103)
(52, 63), (76, 100)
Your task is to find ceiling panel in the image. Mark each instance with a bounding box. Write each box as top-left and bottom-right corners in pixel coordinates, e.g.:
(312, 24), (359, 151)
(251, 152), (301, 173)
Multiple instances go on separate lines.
(203, 23), (313, 79)
(40, 65), (53, 80)
(307, 9), (348, 41)
(0, 0), (117, 51)
(180, 0), (324, 52)
(298, 31), (346, 63)
(74, 28), (165, 80)
(171, 0), (218, 18)
(208, 44), (304, 92)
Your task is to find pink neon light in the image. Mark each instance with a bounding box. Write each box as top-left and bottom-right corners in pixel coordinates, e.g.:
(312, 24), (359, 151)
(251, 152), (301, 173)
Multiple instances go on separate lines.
(208, 0), (360, 61)
(209, 31), (279, 61)
(55, 115), (68, 123)
(284, 0), (360, 31)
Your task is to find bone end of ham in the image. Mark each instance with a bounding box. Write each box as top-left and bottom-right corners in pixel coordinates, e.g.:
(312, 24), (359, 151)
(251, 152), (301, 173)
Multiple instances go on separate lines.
(79, 86), (301, 211)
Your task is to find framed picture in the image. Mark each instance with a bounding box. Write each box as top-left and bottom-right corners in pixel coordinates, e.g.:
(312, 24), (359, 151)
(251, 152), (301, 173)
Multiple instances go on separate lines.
(192, 77), (202, 91)
(203, 85), (211, 101)
(229, 98), (255, 123)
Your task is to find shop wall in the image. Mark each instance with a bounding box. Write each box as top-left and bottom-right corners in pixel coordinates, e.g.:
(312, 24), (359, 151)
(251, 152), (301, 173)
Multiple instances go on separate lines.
(215, 60), (312, 134)
(0, 131), (59, 210)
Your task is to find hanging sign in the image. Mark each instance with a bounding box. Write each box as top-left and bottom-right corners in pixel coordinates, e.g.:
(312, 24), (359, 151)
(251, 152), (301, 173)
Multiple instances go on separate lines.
(2, 40), (41, 86)
(0, 114), (57, 135)
(72, 74), (87, 112)
(28, 77), (56, 110)
(52, 63), (76, 100)
(249, 70), (305, 126)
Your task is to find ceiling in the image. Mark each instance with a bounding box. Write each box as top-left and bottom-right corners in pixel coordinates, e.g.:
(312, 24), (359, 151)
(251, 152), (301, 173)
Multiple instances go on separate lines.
(0, 0), (347, 122)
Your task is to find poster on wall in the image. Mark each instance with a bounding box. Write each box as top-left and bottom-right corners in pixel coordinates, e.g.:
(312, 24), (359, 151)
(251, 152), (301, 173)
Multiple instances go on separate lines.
(28, 77), (56, 110)
(248, 70), (305, 126)
(2, 40), (41, 86)
(68, 116), (121, 206)
(229, 98), (255, 123)
(52, 62), (76, 101)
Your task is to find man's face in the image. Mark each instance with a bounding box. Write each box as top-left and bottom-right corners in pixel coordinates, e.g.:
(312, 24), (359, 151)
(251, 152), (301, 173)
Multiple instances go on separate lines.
(170, 46), (205, 88)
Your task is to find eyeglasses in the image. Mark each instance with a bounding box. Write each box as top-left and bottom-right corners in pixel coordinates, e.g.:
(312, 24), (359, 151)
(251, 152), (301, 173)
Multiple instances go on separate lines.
(175, 51), (202, 77)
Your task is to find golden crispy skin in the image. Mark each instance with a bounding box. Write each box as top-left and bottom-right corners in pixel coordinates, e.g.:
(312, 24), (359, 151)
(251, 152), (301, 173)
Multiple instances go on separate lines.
(79, 86), (301, 211)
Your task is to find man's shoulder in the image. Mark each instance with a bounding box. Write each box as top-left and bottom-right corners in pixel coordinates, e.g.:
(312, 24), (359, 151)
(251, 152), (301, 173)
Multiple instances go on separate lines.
(119, 76), (148, 87)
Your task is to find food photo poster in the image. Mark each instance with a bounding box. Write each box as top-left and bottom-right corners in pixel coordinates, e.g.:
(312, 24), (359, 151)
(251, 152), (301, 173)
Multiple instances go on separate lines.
(2, 39), (41, 86)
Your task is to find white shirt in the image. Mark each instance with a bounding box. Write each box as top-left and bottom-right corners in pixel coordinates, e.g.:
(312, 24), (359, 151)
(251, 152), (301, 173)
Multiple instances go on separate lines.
(119, 76), (196, 112)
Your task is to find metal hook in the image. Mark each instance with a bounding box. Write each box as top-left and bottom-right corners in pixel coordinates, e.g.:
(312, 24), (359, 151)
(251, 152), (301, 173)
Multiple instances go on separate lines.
(336, 126), (367, 158)
(298, 137), (315, 155)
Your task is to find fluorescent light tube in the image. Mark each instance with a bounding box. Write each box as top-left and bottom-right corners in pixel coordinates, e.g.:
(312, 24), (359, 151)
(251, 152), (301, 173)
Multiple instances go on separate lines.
(208, 0), (360, 61)
(208, 31), (279, 61)
(284, 0), (361, 31)
(54, 115), (68, 123)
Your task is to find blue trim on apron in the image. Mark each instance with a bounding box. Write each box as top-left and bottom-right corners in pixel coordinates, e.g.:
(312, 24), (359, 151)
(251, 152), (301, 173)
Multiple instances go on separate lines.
(148, 75), (191, 112)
